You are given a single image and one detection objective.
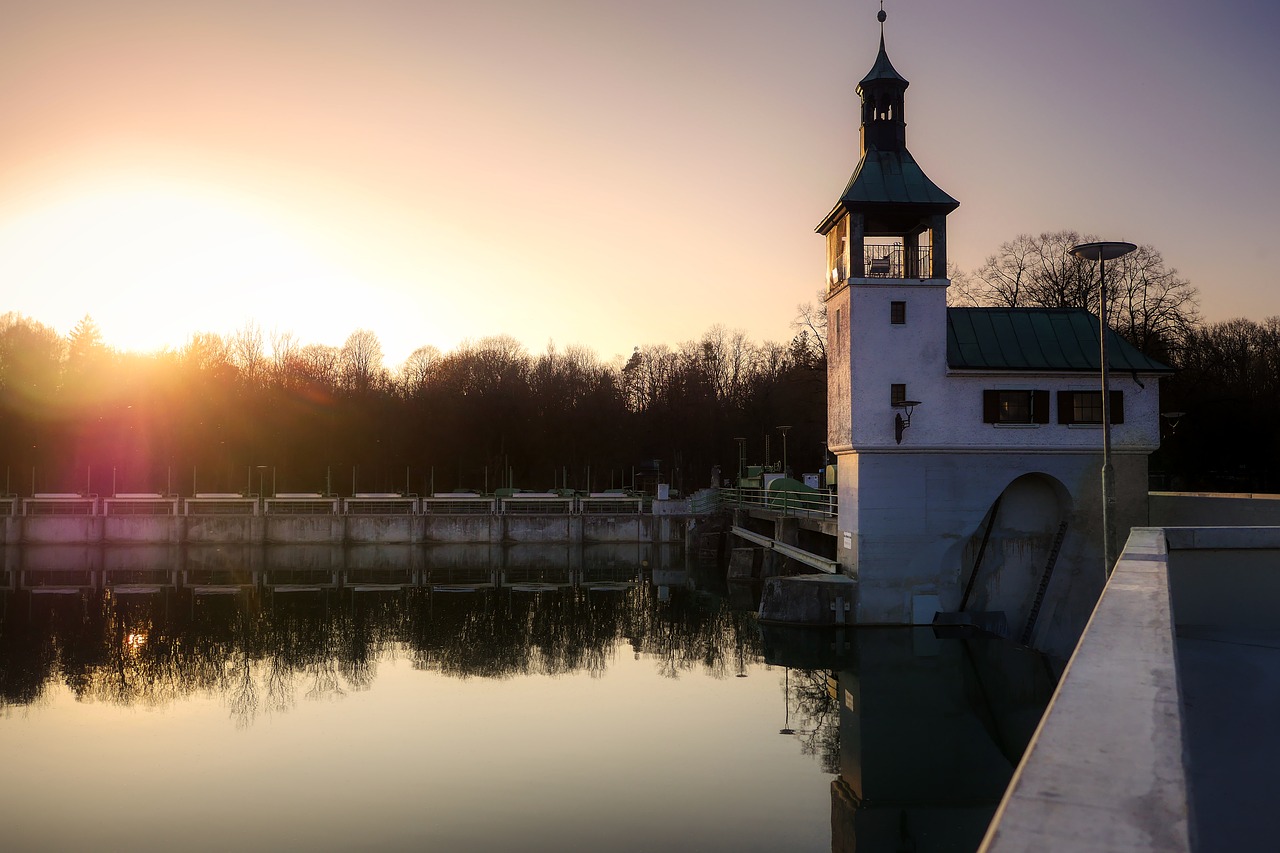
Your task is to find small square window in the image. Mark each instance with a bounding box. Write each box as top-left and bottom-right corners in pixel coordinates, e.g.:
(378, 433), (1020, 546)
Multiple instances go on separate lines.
(891, 383), (906, 406)
(890, 301), (906, 324)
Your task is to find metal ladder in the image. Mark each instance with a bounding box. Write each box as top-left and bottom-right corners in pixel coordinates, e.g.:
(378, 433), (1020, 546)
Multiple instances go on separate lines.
(1020, 520), (1069, 646)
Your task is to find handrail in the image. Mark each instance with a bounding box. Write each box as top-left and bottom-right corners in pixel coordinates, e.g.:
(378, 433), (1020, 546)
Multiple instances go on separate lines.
(719, 487), (836, 519)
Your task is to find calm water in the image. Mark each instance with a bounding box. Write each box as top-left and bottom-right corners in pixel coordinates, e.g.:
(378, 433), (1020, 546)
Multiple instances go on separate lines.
(0, 545), (1056, 852)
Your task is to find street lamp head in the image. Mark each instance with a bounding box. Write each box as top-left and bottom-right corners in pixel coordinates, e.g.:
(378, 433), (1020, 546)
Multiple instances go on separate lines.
(1069, 241), (1137, 262)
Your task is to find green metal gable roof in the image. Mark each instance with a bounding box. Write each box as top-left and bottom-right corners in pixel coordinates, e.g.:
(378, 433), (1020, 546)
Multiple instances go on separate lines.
(946, 308), (1174, 373)
(837, 148), (959, 210)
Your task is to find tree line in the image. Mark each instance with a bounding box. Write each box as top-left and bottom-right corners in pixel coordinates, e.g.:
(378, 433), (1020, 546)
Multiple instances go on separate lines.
(0, 313), (825, 497)
(0, 228), (1274, 495)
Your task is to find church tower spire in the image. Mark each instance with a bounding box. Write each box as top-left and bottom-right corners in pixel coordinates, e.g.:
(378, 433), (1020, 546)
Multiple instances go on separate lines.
(816, 4), (957, 283)
(858, 6), (909, 153)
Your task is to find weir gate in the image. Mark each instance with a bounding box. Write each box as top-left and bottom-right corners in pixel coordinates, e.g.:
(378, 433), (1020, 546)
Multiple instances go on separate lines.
(0, 492), (711, 546)
(1, 541), (676, 598)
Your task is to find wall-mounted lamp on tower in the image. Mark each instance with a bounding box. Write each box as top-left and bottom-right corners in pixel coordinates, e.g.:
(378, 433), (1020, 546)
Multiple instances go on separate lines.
(1160, 411), (1186, 436)
(893, 400), (922, 444)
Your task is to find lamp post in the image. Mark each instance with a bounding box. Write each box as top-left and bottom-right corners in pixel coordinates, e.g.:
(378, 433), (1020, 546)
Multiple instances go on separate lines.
(779, 668), (795, 735)
(1069, 240), (1137, 576)
(777, 426), (792, 477)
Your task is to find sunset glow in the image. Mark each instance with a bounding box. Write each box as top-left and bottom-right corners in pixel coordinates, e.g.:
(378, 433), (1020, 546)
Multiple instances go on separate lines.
(1, 0), (1277, 367)
(0, 181), (378, 354)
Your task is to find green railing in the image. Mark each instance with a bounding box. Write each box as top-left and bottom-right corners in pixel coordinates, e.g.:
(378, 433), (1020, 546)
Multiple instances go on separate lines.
(718, 487), (836, 519)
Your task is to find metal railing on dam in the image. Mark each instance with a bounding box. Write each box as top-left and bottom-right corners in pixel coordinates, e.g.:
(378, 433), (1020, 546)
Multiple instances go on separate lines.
(718, 487), (836, 519)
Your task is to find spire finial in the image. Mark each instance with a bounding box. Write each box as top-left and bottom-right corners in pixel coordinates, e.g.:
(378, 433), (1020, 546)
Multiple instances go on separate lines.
(878, 2), (886, 27)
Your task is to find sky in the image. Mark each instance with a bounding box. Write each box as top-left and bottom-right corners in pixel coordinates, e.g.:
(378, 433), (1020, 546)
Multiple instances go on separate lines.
(2, 0), (1278, 369)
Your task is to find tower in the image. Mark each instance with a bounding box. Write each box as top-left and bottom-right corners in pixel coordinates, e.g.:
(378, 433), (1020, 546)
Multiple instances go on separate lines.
(816, 6), (958, 285)
(820, 6), (959, 469)
(805, 8), (1167, 656)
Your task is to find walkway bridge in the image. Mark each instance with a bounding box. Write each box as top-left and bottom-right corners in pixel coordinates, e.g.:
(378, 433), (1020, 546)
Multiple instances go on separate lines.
(718, 487), (839, 575)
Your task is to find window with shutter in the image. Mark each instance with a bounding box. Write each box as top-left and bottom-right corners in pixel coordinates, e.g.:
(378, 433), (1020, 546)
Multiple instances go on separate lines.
(983, 389), (1049, 424)
(1058, 391), (1124, 425)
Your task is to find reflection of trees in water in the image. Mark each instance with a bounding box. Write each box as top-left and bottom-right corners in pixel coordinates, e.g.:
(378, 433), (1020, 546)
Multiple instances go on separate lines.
(786, 669), (840, 775)
(0, 582), (764, 723)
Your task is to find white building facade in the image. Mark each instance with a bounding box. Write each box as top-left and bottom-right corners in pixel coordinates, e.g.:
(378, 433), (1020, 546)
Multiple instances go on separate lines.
(819, 15), (1171, 655)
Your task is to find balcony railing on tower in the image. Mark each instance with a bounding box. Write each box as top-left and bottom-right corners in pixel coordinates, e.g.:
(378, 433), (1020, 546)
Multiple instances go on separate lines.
(829, 244), (935, 292)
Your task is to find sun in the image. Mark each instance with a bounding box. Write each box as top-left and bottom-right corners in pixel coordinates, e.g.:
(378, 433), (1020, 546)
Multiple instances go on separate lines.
(0, 178), (381, 354)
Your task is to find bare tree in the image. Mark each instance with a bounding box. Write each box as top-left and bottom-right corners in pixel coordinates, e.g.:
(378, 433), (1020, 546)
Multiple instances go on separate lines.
(791, 294), (828, 362)
(1105, 244), (1200, 357)
(339, 329), (386, 393)
(972, 231), (1095, 308)
(968, 230), (1199, 356)
(180, 331), (232, 374)
(399, 344), (442, 394)
(944, 262), (983, 308)
(230, 321), (266, 382)
(268, 329), (300, 383)
(299, 343), (341, 385)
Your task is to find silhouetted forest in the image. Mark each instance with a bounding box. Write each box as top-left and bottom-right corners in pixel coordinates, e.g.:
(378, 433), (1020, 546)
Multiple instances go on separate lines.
(1, 271), (1277, 495)
(0, 314), (826, 496)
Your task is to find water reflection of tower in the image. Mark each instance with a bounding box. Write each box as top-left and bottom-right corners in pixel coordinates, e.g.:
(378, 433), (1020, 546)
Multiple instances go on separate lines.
(827, 629), (1056, 853)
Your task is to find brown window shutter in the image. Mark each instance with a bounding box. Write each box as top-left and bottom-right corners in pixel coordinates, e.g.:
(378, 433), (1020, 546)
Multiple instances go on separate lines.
(1033, 390), (1050, 424)
(1057, 391), (1074, 424)
(983, 390), (999, 423)
(1110, 390), (1124, 424)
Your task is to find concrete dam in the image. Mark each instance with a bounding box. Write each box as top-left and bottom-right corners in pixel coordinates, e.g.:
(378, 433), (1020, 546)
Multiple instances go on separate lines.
(0, 492), (703, 546)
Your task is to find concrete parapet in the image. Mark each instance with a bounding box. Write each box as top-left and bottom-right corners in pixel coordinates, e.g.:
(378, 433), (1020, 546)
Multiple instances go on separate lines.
(980, 527), (1190, 853)
(1150, 491), (1280, 527)
(758, 573), (857, 626)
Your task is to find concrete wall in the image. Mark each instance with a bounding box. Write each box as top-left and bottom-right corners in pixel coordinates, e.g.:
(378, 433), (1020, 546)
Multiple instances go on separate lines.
(0, 512), (682, 546)
(835, 448), (1148, 657)
(980, 527), (1189, 853)
(827, 276), (1161, 453)
(827, 284), (853, 451)
(1164, 526), (1280, 630)
(1150, 491), (1280, 527)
